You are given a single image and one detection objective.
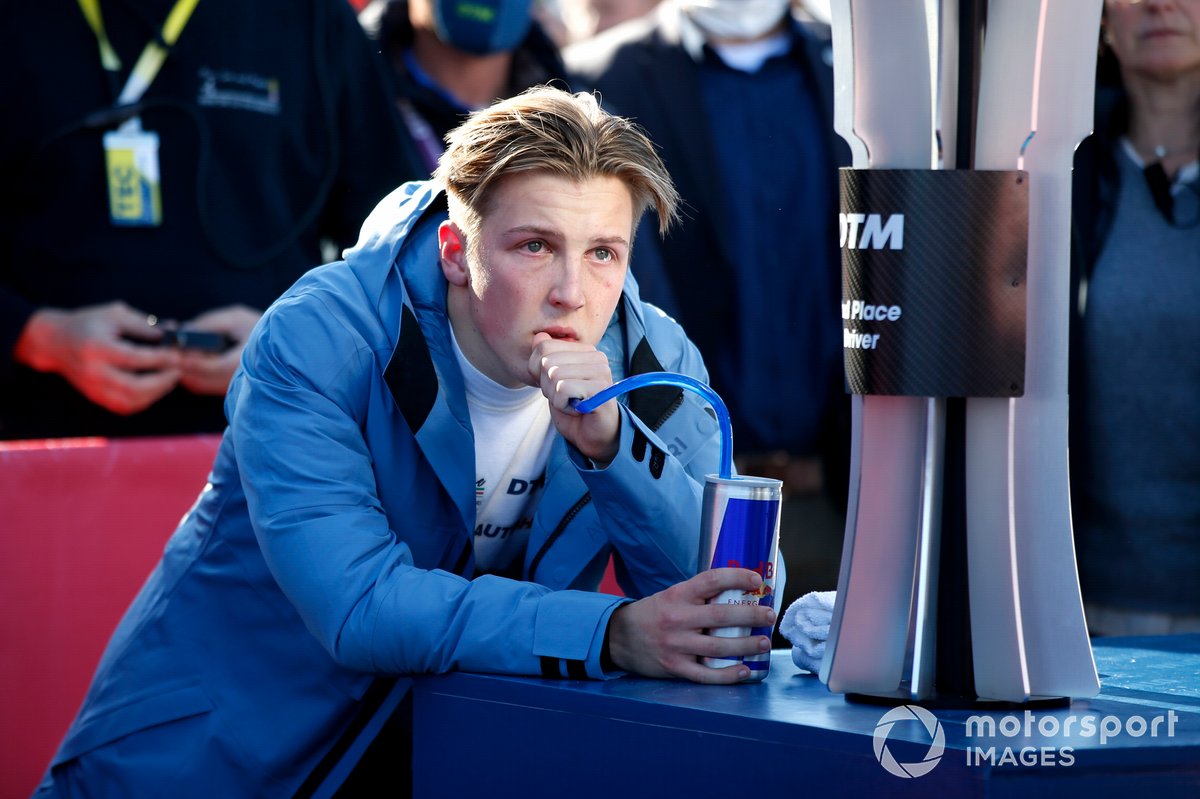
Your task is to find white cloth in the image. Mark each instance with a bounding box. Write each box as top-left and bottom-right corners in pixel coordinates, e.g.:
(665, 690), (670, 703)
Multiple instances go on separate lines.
(779, 590), (835, 674)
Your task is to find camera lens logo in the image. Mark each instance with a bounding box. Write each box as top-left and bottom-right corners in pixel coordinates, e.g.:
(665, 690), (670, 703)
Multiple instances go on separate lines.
(872, 705), (945, 778)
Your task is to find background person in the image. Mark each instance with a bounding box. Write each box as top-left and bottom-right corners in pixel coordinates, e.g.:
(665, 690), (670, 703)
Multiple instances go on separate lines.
(1071, 0), (1200, 635)
(556, 0), (663, 43)
(359, 0), (570, 176)
(565, 0), (851, 643)
(0, 0), (419, 439)
(36, 87), (777, 798)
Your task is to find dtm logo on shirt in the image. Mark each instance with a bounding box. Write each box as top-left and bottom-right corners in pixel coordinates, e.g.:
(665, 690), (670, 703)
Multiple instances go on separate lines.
(840, 213), (904, 250)
(506, 475), (546, 495)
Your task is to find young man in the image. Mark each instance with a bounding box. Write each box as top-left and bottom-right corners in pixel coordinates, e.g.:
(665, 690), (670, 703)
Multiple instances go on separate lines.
(37, 87), (775, 797)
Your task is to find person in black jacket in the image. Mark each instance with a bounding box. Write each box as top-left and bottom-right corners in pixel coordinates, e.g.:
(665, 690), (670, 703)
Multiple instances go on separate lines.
(565, 0), (851, 642)
(0, 0), (421, 440)
(1070, 0), (1200, 636)
(359, 0), (571, 175)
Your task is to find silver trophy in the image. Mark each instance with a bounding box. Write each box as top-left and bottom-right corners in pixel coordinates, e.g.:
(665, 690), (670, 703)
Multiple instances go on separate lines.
(821, 0), (1102, 704)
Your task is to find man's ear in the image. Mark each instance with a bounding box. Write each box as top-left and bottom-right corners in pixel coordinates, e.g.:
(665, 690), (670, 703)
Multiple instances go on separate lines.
(439, 221), (469, 287)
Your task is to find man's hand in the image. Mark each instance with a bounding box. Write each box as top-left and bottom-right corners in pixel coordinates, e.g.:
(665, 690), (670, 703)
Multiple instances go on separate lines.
(13, 301), (181, 415)
(177, 304), (261, 396)
(528, 332), (620, 464)
(605, 568), (776, 683)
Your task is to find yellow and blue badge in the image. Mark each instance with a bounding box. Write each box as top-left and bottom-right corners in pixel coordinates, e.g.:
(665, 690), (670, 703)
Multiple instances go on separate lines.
(78, 0), (200, 227)
(103, 117), (162, 227)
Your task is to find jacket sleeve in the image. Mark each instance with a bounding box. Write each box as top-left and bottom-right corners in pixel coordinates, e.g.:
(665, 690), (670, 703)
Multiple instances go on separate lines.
(230, 288), (624, 679)
(568, 310), (721, 598)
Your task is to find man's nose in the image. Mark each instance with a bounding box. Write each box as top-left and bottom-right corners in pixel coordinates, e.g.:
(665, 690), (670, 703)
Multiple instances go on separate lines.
(548, 261), (585, 309)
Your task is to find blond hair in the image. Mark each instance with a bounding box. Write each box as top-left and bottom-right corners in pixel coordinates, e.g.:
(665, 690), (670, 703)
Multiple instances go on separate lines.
(434, 85), (680, 256)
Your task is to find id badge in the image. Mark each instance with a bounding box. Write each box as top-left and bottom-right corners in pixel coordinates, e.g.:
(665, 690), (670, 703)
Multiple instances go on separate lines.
(103, 118), (162, 227)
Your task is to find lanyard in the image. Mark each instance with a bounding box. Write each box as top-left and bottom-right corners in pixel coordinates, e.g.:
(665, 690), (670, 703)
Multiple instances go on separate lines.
(76, 0), (201, 106)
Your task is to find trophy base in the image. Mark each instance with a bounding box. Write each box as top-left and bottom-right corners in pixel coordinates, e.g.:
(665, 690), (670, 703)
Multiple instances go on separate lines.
(846, 688), (1070, 710)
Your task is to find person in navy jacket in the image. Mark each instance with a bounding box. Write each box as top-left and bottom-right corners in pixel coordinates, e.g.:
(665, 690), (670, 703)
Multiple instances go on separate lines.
(566, 0), (852, 645)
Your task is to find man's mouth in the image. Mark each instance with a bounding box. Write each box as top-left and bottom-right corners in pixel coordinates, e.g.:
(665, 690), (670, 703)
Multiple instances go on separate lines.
(541, 327), (578, 342)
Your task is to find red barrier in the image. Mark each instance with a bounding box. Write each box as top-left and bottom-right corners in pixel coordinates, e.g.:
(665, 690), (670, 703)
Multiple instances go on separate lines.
(598, 562), (622, 596)
(0, 435), (221, 799)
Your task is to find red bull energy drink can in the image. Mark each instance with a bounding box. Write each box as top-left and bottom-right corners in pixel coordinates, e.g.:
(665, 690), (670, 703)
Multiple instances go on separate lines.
(698, 474), (782, 680)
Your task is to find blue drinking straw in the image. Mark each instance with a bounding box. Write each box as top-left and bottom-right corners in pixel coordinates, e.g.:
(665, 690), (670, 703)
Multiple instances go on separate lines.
(570, 372), (734, 479)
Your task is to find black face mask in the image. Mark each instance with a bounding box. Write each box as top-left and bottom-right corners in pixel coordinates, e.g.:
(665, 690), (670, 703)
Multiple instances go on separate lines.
(1143, 158), (1200, 229)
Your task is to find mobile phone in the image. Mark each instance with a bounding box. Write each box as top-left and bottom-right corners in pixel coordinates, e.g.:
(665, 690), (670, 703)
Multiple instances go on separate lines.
(158, 328), (234, 353)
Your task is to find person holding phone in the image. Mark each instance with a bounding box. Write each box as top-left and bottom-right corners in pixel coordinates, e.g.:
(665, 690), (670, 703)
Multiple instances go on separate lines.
(0, 0), (420, 439)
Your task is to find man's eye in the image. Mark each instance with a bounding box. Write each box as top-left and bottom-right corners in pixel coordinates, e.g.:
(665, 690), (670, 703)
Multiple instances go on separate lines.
(523, 241), (544, 253)
(594, 247), (614, 262)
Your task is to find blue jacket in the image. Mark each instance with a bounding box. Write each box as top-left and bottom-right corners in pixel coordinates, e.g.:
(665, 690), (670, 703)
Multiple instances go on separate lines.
(41, 183), (722, 796)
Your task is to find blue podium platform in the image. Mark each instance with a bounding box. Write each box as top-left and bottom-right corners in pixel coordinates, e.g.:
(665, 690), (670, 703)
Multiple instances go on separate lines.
(411, 635), (1200, 798)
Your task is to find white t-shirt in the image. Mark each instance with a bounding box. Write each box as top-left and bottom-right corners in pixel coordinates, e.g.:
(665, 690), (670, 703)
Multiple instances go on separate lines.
(450, 328), (556, 575)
